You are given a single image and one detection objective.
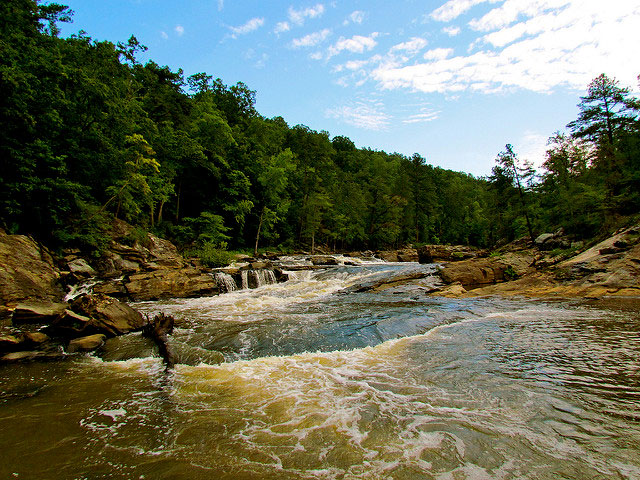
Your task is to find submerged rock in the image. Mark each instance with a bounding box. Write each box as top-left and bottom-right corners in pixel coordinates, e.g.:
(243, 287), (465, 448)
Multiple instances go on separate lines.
(67, 334), (107, 353)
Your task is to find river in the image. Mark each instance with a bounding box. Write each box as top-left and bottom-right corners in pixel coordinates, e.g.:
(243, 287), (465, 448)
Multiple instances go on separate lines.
(1, 259), (639, 479)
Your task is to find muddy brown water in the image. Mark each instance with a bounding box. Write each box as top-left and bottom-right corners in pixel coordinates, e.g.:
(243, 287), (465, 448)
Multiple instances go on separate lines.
(1, 261), (639, 479)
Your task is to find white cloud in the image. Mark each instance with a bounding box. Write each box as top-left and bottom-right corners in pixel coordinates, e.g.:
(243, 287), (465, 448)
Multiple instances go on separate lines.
(292, 29), (331, 48)
(326, 101), (390, 130)
(218, 0), (224, 11)
(161, 31), (168, 40)
(390, 37), (428, 54)
(175, 25), (185, 36)
(442, 25), (461, 36)
(327, 33), (379, 59)
(288, 4), (325, 26)
(423, 48), (454, 61)
(230, 17), (265, 38)
(403, 109), (440, 124)
(372, 1), (640, 95)
(430, 0), (498, 22)
(344, 10), (365, 25)
(518, 131), (549, 170)
(274, 21), (291, 35)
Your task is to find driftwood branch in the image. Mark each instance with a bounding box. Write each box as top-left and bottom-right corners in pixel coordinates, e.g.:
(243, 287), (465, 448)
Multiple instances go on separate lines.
(142, 313), (175, 369)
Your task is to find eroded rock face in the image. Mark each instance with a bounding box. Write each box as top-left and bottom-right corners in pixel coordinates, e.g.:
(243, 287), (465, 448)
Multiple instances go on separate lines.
(0, 229), (63, 314)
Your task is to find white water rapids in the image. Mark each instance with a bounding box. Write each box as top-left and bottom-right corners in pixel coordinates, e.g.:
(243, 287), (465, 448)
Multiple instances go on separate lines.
(1, 260), (639, 479)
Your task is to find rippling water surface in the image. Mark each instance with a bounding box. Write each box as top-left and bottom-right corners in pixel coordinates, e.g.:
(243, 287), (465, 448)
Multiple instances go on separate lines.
(1, 261), (639, 479)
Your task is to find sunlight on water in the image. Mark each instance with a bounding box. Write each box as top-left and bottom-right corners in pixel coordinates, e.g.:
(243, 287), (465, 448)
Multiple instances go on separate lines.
(1, 262), (639, 479)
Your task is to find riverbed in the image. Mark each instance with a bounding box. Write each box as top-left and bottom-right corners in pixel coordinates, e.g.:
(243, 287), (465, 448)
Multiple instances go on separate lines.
(1, 261), (639, 479)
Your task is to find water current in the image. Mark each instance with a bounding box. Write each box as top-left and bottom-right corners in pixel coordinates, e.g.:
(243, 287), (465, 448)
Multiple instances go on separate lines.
(1, 259), (640, 479)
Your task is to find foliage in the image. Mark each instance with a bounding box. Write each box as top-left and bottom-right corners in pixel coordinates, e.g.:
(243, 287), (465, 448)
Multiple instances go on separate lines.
(188, 242), (235, 268)
(0, 1), (638, 256)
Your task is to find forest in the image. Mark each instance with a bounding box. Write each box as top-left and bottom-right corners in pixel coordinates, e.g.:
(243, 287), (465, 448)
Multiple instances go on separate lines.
(2, 0), (640, 262)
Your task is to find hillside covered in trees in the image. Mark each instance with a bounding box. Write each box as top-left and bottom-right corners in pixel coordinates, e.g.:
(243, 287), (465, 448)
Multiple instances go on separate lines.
(2, 1), (640, 260)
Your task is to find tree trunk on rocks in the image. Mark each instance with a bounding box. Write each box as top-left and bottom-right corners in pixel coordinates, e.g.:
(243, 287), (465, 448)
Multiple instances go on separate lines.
(142, 313), (176, 369)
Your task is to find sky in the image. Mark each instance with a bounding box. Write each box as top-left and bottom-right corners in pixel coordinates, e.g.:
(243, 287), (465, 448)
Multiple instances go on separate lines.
(57, 0), (640, 177)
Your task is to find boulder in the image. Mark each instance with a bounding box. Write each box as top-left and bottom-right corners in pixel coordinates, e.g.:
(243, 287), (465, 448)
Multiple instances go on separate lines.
(377, 251), (399, 262)
(49, 309), (92, 336)
(534, 231), (571, 251)
(0, 229), (63, 309)
(438, 258), (512, 289)
(67, 334), (107, 353)
(1, 351), (40, 362)
(12, 302), (68, 325)
(397, 249), (419, 262)
(67, 258), (97, 278)
(0, 335), (22, 353)
(70, 293), (145, 336)
(417, 245), (484, 264)
(310, 256), (340, 266)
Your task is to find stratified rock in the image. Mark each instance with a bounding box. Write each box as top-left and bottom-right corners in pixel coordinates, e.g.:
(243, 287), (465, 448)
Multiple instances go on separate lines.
(67, 334), (107, 353)
(0, 229), (63, 309)
(12, 302), (68, 325)
(70, 293), (145, 336)
(417, 245), (484, 264)
(123, 268), (219, 301)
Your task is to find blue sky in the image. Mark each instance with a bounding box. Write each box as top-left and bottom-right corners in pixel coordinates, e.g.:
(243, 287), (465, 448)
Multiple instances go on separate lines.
(58, 0), (640, 177)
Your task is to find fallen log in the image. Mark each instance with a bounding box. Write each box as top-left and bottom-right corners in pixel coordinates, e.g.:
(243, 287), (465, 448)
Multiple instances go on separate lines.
(142, 313), (175, 369)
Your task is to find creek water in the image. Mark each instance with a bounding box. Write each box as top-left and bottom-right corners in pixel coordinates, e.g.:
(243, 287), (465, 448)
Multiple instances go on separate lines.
(1, 260), (640, 479)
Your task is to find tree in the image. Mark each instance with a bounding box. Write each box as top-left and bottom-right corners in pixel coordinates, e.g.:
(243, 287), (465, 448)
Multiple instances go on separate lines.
(568, 74), (636, 146)
(493, 144), (536, 242)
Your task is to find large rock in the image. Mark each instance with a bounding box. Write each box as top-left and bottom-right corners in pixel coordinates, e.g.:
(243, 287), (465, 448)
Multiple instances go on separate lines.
(417, 245), (485, 264)
(310, 256), (340, 266)
(438, 258), (513, 289)
(122, 268), (219, 301)
(12, 302), (68, 325)
(67, 334), (107, 353)
(377, 249), (419, 263)
(0, 229), (63, 313)
(535, 230), (571, 251)
(69, 293), (145, 336)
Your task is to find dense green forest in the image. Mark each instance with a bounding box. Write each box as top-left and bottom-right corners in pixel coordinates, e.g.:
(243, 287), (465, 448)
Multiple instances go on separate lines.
(2, 1), (640, 259)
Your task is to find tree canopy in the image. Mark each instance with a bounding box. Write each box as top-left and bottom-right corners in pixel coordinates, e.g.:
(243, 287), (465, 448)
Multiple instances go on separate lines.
(1, 1), (639, 256)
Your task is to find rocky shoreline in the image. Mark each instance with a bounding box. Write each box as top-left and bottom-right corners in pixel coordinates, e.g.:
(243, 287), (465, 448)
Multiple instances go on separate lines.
(1, 220), (639, 363)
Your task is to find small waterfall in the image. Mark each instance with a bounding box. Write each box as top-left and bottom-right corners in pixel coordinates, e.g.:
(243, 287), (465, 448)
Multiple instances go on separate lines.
(64, 278), (100, 302)
(213, 272), (238, 293)
(214, 269), (279, 293)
